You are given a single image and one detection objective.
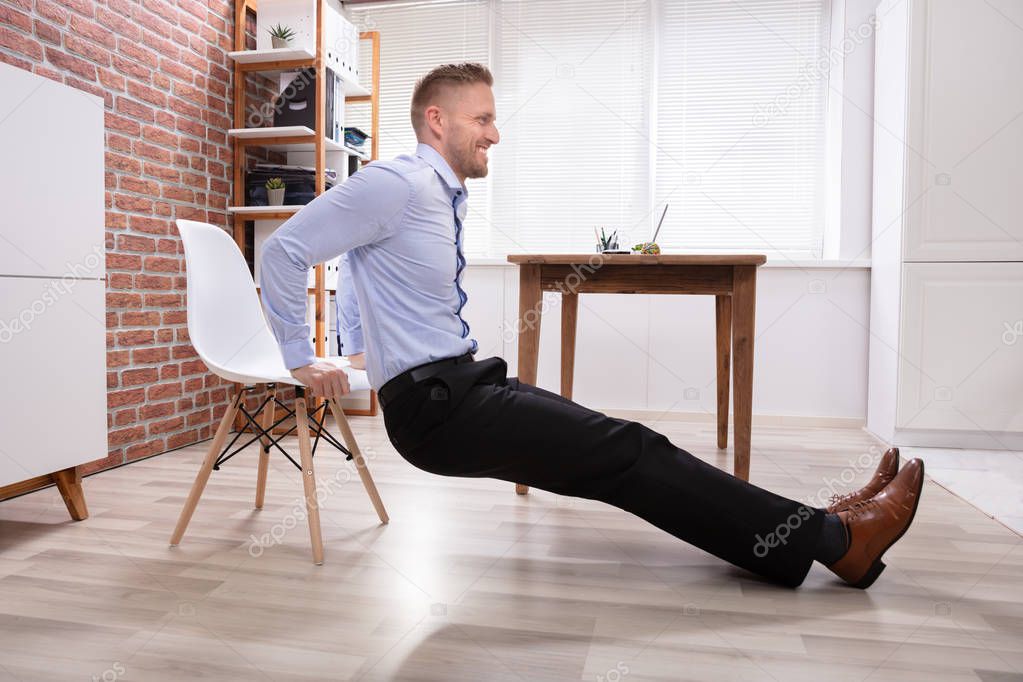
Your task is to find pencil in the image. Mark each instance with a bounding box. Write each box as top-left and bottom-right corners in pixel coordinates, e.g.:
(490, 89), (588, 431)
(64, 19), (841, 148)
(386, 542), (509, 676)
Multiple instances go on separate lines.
(652, 204), (669, 243)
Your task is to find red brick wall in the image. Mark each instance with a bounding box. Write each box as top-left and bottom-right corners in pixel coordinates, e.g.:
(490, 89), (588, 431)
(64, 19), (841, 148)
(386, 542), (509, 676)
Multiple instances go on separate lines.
(0, 0), (275, 473)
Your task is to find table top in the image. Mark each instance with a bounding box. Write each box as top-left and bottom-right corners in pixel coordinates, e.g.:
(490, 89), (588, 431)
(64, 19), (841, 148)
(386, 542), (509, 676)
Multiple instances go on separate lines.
(507, 253), (767, 266)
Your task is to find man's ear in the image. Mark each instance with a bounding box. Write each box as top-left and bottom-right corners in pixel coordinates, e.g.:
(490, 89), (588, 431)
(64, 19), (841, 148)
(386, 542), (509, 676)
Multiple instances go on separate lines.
(424, 104), (444, 138)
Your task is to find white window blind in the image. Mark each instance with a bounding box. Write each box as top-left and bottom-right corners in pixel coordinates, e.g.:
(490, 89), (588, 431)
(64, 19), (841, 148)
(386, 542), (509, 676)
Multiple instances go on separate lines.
(654, 0), (829, 257)
(346, 0), (493, 254)
(490, 0), (650, 254)
(346, 0), (830, 258)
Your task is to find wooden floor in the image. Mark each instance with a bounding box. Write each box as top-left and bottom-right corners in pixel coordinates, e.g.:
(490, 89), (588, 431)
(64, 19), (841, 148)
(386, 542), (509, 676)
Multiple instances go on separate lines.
(1, 414), (1021, 681)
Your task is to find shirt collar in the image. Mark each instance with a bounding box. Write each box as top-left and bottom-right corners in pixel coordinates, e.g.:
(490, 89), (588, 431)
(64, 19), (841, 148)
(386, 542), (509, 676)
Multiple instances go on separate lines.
(416, 143), (466, 196)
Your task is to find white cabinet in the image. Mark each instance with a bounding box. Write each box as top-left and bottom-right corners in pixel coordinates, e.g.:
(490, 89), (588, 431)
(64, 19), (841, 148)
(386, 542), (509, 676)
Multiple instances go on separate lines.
(0, 63), (105, 510)
(867, 0), (1023, 449)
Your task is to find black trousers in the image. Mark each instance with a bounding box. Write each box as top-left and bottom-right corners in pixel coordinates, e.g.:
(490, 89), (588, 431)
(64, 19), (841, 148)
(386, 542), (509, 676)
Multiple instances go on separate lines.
(381, 356), (824, 587)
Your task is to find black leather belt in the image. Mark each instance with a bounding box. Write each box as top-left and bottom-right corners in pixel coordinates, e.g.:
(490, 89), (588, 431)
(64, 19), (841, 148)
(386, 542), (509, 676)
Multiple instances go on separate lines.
(378, 353), (475, 408)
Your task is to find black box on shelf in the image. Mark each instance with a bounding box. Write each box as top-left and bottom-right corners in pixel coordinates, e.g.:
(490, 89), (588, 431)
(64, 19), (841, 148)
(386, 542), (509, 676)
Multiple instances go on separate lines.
(272, 68), (341, 141)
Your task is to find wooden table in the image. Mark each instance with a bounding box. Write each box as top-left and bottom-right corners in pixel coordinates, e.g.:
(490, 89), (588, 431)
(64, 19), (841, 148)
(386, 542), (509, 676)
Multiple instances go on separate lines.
(508, 253), (766, 492)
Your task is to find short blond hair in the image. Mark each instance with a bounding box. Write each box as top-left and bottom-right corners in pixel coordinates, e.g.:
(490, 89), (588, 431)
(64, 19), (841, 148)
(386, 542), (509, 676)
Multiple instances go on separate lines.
(411, 62), (494, 135)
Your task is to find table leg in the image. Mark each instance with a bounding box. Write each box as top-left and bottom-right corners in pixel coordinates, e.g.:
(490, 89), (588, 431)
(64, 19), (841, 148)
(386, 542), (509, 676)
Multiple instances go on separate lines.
(731, 266), (757, 481)
(715, 295), (731, 450)
(561, 292), (578, 400)
(515, 264), (543, 495)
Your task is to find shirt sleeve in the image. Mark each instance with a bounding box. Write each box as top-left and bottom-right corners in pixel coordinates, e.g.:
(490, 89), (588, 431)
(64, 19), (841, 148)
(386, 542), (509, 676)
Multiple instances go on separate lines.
(259, 165), (409, 369)
(337, 252), (365, 355)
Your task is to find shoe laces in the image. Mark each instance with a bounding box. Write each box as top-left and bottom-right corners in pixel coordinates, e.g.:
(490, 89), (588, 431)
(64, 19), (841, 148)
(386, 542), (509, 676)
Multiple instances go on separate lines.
(828, 491), (855, 507)
(844, 494), (913, 522)
(844, 498), (879, 521)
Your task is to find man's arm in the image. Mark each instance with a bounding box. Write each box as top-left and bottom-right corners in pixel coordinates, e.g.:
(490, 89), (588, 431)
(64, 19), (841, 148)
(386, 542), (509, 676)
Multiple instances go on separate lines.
(260, 165), (408, 397)
(337, 252), (366, 367)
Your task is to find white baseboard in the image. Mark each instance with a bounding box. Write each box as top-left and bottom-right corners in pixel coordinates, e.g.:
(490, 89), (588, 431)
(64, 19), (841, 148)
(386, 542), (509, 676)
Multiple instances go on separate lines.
(601, 408), (866, 429)
(892, 428), (1023, 451)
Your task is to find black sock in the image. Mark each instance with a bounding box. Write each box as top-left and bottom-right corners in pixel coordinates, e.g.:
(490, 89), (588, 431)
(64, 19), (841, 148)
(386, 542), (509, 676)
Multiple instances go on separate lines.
(814, 513), (849, 565)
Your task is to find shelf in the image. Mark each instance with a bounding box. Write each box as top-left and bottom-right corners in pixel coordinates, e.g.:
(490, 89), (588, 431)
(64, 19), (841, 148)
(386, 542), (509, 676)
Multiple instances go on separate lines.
(227, 48), (371, 97)
(228, 126), (370, 158)
(228, 47), (316, 69)
(256, 286), (337, 294)
(338, 70), (370, 98)
(228, 205), (303, 219)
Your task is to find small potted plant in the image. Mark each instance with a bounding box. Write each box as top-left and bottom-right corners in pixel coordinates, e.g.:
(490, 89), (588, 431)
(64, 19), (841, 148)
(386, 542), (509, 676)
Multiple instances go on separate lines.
(265, 177), (286, 206)
(267, 24), (296, 49)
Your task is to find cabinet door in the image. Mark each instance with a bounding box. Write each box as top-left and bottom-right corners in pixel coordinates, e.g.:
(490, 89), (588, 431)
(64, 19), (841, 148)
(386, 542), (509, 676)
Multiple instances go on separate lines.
(903, 0), (1023, 261)
(0, 63), (104, 278)
(0, 277), (107, 487)
(897, 263), (1023, 433)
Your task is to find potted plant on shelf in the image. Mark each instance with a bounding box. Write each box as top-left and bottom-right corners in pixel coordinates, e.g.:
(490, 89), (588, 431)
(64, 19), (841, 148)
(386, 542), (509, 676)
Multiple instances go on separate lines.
(267, 24), (296, 49)
(265, 177), (286, 206)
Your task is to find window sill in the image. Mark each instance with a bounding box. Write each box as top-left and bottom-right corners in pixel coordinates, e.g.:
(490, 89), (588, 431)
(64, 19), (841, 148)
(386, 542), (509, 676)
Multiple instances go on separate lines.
(465, 257), (872, 269)
(762, 258), (871, 269)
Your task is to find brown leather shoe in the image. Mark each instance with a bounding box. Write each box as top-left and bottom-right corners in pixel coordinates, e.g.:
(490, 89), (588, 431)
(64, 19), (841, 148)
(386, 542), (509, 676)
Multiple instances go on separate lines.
(825, 447), (900, 513)
(827, 458), (924, 589)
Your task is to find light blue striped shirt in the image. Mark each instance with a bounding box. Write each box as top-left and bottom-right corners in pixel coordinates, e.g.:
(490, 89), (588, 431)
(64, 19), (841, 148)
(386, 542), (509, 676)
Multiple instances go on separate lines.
(259, 143), (478, 390)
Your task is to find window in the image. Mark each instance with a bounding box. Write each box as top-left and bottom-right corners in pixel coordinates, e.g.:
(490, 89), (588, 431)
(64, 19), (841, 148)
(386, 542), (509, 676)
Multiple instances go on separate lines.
(347, 0), (830, 258)
(489, 0), (650, 255)
(654, 0), (829, 257)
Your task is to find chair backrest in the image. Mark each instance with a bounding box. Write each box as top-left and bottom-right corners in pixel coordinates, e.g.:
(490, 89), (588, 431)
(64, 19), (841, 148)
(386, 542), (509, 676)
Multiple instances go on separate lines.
(176, 219), (289, 382)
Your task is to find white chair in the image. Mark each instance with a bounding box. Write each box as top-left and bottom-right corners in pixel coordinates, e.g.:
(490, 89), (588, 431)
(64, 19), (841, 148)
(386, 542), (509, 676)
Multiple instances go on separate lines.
(169, 219), (388, 564)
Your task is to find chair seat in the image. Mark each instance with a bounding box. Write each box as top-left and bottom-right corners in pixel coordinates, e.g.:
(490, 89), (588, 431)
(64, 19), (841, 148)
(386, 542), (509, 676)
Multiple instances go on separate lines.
(316, 358), (372, 393)
(218, 355), (372, 393)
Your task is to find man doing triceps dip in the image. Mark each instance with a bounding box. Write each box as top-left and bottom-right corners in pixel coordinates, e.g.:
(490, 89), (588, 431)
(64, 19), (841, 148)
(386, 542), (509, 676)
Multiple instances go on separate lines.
(258, 62), (923, 589)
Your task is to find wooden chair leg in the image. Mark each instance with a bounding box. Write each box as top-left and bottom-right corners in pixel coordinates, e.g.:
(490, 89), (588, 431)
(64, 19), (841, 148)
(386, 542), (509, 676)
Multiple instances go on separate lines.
(328, 398), (389, 524)
(170, 390), (243, 546)
(254, 384), (277, 510)
(294, 389), (325, 565)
